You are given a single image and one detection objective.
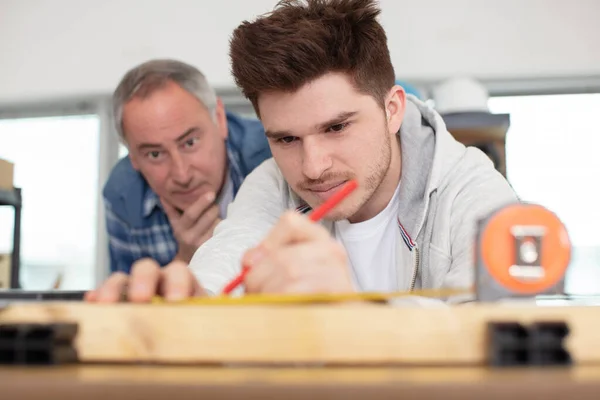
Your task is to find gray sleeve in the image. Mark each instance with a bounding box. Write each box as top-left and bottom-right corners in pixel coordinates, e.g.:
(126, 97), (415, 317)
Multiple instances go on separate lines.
(188, 159), (286, 295)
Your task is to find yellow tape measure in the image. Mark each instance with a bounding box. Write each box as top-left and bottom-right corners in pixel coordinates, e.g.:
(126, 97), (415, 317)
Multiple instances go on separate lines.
(150, 287), (472, 306)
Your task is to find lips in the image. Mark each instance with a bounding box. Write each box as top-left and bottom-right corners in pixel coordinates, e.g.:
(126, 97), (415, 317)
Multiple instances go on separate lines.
(306, 181), (346, 193)
(174, 188), (197, 196)
(173, 186), (203, 199)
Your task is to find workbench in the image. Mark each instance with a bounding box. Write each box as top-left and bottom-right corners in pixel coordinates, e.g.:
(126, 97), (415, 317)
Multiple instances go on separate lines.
(2, 298), (600, 399)
(2, 365), (600, 399)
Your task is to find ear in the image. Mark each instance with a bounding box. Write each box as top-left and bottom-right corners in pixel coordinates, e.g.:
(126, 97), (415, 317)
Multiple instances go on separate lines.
(214, 97), (228, 140)
(384, 85), (406, 135)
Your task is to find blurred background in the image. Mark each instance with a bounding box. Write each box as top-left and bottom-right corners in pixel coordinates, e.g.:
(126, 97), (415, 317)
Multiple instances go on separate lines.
(0, 0), (598, 293)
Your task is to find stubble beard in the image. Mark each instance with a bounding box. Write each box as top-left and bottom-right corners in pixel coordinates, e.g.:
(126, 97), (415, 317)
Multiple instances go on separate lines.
(327, 127), (393, 222)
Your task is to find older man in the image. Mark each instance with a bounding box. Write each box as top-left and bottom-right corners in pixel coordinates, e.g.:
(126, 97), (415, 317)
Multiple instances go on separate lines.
(102, 59), (271, 274)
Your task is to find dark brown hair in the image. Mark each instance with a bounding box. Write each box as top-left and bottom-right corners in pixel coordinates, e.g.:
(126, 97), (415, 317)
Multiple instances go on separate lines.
(229, 0), (395, 116)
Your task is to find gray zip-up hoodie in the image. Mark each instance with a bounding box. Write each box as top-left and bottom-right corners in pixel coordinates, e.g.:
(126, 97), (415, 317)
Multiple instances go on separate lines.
(189, 95), (519, 300)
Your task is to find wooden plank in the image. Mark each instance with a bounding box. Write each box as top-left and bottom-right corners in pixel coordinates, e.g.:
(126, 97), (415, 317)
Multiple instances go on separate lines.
(0, 302), (598, 365)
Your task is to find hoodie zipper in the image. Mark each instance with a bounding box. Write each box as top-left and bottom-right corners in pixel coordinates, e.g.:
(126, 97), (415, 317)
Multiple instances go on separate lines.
(409, 245), (420, 291)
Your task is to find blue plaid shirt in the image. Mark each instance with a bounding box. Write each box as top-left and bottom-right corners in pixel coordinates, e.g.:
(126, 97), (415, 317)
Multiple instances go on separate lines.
(102, 111), (271, 274)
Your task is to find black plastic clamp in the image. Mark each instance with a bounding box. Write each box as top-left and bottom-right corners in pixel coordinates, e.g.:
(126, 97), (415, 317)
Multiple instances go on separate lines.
(0, 323), (79, 365)
(487, 321), (571, 367)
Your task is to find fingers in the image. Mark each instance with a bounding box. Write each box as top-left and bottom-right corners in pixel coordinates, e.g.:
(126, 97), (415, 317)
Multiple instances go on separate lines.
(84, 289), (98, 302)
(161, 260), (199, 301)
(88, 259), (206, 304)
(94, 272), (129, 303)
(244, 240), (352, 294)
(181, 204), (220, 243)
(265, 211), (331, 248)
(127, 258), (162, 302)
(242, 211), (331, 267)
(243, 249), (276, 293)
(178, 192), (216, 229)
(161, 193), (219, 264)
(160, 198), (182, 223)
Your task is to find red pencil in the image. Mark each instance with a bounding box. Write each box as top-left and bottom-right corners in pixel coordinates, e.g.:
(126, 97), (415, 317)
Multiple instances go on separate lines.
(221, 179), (358, 295)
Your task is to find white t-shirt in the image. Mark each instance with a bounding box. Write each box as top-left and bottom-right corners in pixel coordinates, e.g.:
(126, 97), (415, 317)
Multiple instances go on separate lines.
(334, 182), (402, 292)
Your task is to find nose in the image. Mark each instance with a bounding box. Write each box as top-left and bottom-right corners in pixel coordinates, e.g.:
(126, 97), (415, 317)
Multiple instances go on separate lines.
(170, 153), (193, 186)
(301, 137), (332, 180)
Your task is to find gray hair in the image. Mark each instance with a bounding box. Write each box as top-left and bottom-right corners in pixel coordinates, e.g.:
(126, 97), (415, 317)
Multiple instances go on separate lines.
(112, 59), (218, 141)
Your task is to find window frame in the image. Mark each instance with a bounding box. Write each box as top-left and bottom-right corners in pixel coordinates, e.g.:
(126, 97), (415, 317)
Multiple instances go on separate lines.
(0, 95), (119, 287)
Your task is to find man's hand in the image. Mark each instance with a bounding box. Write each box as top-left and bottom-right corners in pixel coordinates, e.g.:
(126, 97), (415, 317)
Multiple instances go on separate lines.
(240, 211), (354, 294)
(84, 259), (205, 303)
(162, 192), (221, 263)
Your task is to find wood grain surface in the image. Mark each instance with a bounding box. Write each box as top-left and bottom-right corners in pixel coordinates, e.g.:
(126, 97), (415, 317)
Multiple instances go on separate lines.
(1, 301), (598, 365)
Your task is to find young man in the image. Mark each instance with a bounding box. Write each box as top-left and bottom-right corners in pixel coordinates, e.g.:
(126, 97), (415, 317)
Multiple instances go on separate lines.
(87, 0), (517, 303)
(101, 59), (271, 274)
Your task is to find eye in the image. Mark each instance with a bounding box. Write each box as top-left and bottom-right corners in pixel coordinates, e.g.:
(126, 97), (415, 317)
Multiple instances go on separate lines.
(183, 137), (198, 148)
(278, 136), (298, 144)
(326, 122), (349, 133)
(147, 150), (162, 160)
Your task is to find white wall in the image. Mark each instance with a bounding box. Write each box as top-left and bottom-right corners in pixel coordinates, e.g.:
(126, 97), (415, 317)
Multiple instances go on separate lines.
(1, 0), (599, 105)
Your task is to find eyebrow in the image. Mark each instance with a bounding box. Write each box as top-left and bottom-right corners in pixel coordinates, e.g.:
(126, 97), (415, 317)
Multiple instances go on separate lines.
(264, 111), (358, 140)
(137, 127), (199, 151)
(315, 111), (357, 131)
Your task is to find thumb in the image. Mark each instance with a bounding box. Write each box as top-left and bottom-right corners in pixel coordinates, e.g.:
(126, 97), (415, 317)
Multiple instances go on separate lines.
(84, 289), (98, 302)
(160, 197), (181, 223)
